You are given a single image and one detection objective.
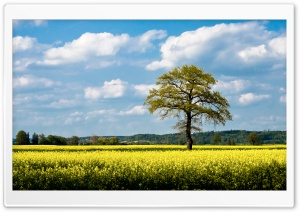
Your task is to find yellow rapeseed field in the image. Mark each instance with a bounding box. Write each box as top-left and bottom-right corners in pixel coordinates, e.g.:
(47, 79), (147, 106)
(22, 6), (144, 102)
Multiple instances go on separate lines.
(13, 145), (286, 190)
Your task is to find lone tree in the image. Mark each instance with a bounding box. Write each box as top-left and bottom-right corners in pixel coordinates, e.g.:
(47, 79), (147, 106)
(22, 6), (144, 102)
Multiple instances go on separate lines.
(144, 65), (232, 150)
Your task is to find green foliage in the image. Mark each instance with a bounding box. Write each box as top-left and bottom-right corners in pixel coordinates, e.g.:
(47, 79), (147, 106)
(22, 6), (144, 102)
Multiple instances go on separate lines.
(117, 130), (286, 145)
(212, 133), (221, 145)
(247, 132), (261, 145)
(144, 65), (232, 150)
(47, 135), (67, 145)
(38, 134), (48, 145)
(16, 130), (30, 145)
(97, 137), (119, 145)
(227, 138), (235, 145)
(14, 130), (286, 146)
(32, 133), (39, 145)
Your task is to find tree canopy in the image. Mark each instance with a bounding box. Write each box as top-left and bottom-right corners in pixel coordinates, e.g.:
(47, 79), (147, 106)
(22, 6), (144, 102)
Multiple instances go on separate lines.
(247, 132), (261, 145)
(144, 65), (232, 150)
(16, 130), (30, 145)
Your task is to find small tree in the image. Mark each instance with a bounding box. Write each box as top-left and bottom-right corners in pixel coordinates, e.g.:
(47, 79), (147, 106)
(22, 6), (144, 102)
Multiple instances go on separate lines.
(247, 132), (260, 145)
(32, 132), (39, 145)
(16, 130), (28, 145)
(144, 65), (232, 150)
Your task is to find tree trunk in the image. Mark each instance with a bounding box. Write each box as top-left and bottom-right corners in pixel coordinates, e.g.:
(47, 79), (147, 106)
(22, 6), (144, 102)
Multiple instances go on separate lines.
(186, 113), (193, 150)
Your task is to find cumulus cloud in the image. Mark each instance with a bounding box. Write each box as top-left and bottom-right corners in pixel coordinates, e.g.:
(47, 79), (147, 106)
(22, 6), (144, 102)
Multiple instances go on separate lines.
(238, 93), (271, 105)
(134, 84), (158, 95)
(84, 79), (128, 100)
(119, 106), (148, 115)
(41, 32), (129, 65)
(13, 75), (55, 88)
(40, 30), (166, 66)
(146, 21), (285, 70)
(213, 79), (249, 94)
(13, 36), (37, 53)
(268, 36), (286, 55)
(238, 45), (267, 61)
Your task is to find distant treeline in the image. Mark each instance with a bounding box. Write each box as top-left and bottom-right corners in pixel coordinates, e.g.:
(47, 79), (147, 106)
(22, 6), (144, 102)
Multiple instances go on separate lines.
(14, 130), (286, 145)
(113, 130), (286, 145)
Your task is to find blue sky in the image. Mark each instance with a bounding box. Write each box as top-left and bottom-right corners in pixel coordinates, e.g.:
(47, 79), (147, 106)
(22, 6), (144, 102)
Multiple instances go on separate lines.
(12, 20), (286, 137)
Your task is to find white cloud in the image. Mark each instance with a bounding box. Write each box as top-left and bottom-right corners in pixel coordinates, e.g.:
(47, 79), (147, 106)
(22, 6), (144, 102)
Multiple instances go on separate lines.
(13, 58), (35, 71)
(279, 95), (286, 103)
(146, 22), (266, 70)
(146, 22), (285, 71)
(134, 84), (158, 95)
(119, 106), (147, 115)
(13, 36), (37, 53)
(268, 36), (286, 55)
(146, 59), (174, 71)
(41, 30), (166, 66)
(238, 45), (267, 61)
(238, 36), (286, 62)
(42, 32), (129, 65)
(129, 30), (167, 53)
(84, 79), (128, 100)
(238, 93), (271, 105)
(213, 79), (249, 94)
(48, 99), (77, 109)
(13, 75), (55, 88)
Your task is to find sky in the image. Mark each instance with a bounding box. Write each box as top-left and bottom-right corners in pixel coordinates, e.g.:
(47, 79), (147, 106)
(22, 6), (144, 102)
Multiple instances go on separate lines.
(12, 20), (287, 137)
